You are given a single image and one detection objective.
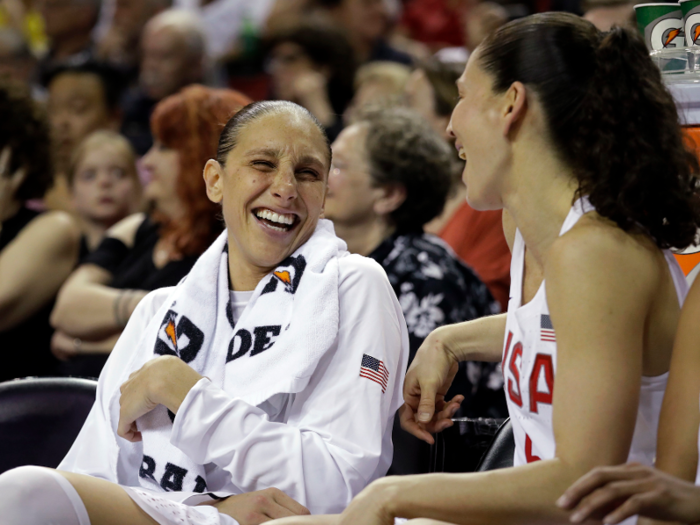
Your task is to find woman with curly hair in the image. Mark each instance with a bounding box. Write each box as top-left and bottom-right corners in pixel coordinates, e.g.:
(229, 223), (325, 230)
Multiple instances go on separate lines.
(273, 11), (700, 525)
(50, 85), (251, 378)
(0, 78), (80, 382)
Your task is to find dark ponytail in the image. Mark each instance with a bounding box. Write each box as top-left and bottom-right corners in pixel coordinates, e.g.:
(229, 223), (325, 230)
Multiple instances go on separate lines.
(478, 12), (700, 249)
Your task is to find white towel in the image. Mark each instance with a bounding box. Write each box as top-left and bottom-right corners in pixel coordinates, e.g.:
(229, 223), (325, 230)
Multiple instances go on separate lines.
(116, 219), (347, 496)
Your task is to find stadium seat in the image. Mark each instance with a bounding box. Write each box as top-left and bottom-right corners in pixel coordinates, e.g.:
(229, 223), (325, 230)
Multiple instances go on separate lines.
(429, 417), (507, 473)
(475, 418), (514, 472)
(0, 377), (97, 474)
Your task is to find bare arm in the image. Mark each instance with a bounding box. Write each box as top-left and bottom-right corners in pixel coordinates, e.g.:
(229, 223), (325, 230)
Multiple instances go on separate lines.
(349, 225), (658, 525)
(654, 276), (700, 481)
(0, 211), (80, 331)
(50, 213), (148, 339)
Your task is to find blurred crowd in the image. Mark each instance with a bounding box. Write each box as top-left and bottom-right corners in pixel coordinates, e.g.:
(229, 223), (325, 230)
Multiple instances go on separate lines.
(0, 0), (637, 434)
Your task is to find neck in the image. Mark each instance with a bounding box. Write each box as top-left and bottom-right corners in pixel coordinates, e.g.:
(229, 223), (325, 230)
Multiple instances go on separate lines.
(52, 33), (92, 59)
(77, 216), (111, 251)
(502, 142), (579, 265)
(1, 199), (22, 224)
(333, 218), (395, 256)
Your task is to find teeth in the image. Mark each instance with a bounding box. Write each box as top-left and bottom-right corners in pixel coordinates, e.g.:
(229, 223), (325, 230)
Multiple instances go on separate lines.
(458, 148), (466, 161)
(255, 209), (295, 226)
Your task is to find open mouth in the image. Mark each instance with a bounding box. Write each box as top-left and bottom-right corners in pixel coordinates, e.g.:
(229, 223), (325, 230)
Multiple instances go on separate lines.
(253, 208), (299, 233)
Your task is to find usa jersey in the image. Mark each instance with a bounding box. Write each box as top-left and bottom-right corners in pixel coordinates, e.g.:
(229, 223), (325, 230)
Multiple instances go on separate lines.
(503, 198), (688, 469)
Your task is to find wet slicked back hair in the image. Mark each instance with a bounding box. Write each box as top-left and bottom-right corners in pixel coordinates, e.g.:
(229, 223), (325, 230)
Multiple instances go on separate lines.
(478, 12), (700, 249)
(216, 100), (332, 168)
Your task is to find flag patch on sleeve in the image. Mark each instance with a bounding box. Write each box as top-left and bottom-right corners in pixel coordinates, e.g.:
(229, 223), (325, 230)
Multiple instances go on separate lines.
(540, 314), (556, 342)
(360, 354), (389, 393)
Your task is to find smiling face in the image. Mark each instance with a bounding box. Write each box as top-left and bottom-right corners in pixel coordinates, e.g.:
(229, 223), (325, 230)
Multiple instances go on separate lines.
(448, 52), (509, 210)
(205, 110), (330, 283)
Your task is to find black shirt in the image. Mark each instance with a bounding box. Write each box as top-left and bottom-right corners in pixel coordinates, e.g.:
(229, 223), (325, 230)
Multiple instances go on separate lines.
(0, 207), (60, 382)
(61, 216), (199, 379)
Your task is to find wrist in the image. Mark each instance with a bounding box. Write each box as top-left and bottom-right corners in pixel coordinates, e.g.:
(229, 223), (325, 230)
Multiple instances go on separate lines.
(429, 325), (460, 364)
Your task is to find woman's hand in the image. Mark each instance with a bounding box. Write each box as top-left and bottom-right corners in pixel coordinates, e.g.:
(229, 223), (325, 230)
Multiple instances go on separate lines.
(199, 488), (311, 525)
(333, 477), (402, 525)
(401, 327), (462, 444)
(117, 355), (203, 442)
(51, 330), (80, 361)
(556, 463), (700, 524)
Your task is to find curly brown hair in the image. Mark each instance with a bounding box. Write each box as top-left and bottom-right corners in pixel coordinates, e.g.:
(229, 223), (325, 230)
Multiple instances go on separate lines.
(150, 85), (252, 257)
(0, 77), (53, 201)
(358, 107), (453, 231)
(478, 12), (700, 250)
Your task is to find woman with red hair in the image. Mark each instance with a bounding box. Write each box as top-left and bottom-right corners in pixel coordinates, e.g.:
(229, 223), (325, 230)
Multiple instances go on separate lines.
(50, 85), (251, 379)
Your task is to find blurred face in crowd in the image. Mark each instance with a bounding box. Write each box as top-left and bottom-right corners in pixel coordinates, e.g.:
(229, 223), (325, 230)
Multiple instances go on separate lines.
(113, 0), (164, 39)
(204, 111), (329, 275)
(37, 0), (97, 41)
(140, 25), (201, 101)
(326, 123), (384, 226)
(141, 141), (183, 219)
(268, 42), (323, 102)
(404, 69), (450, 141)
(448, 53), (507, 210)
(0, 39), (35, 86)
(71, 142), (141, 225)
(334, 0), (388, 44)
(48, 72), (119, 172)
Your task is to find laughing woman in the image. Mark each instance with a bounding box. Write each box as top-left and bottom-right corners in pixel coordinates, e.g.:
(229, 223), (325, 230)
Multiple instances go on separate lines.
(0, 100), (409, 525)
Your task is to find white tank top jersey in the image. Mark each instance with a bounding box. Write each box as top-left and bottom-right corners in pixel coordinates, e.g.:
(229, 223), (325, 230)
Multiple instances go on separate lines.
(503, 198), (688, 471)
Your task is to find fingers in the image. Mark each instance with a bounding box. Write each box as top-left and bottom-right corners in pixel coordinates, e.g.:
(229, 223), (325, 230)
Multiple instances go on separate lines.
(399, 404), (434, 444)
(600, 492), (661, 525)
(557, 464), (649, 510)
(416, 386), (438, 424)
(270, 488), (311, 516)
(567, 478), (653, 524)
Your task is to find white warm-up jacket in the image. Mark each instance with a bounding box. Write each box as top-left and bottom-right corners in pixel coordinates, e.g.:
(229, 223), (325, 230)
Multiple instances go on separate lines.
(59, 255), (409, 515)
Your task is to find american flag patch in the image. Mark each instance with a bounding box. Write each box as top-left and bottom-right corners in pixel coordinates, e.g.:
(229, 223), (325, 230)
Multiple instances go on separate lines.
(360, 354), (389, 393)
(541, 314), (556, 342)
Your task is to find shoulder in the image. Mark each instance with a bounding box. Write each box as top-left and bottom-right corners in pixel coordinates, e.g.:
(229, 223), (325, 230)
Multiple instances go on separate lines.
(546, 213), (660, 298)
(105, 213), (148, 248)
(134, 286), (175, 320)
(338, 252), (392, 291)
(18, 210), (80, 253)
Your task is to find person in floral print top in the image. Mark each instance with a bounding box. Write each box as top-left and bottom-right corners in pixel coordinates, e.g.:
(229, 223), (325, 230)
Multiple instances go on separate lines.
(325, 107), (506, 427)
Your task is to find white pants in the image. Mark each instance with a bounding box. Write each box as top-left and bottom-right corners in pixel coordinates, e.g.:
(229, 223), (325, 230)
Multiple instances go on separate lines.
(0, 466), (91, 525)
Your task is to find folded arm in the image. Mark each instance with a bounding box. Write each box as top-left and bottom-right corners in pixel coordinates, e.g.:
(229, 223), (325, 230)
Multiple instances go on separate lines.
(0, 211), (80, 331)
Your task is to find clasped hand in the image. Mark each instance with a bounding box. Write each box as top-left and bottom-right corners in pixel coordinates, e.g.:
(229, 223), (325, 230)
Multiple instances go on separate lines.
(117, 355), (203, 441)
(400, 330), (464, 444)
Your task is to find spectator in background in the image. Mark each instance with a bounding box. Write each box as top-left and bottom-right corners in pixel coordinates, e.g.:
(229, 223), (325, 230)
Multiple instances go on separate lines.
(343, 60), (410, 124)
(0, 78), (80, 382)
(96, 0), (171, 80)
(120, 9), (206, 155)
(0, 0), (48, 56)
(0, 28), (40, 96)
(399, 0), (468, 52)
(406, 56), (511, 311)
(44, 60), (124, 212)
(36, 0), (101, 77)
(464, 1), (509, 51)
(266, 21), (356, 141)
(67, 130), (142, 259)
(582, 0), (635, 31)
(51, 85), (251, 379)
(314, 0), (412, 65)
(326, 108), (504, 473)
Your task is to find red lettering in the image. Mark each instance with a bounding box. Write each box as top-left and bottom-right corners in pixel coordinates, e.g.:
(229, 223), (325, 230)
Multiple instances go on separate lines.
(501, 331), (513, 380)
(529, 354), (554, 413)
(508, 342), (523, 407)
(525, 434), (541, 463)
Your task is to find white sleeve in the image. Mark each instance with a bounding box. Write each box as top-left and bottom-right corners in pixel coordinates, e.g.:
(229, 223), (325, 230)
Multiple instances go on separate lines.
(57, 288), (173, 484)
(170, 255), (409, 514)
